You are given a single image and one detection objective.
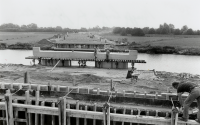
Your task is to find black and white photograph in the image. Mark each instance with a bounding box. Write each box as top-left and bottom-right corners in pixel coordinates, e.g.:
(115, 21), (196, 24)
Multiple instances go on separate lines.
(0, 0), (200, 124)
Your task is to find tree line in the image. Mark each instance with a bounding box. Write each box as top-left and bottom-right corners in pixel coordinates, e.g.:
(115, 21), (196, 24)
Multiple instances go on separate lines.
(0, 23), (87, 32)
(113, 23), (200, 36)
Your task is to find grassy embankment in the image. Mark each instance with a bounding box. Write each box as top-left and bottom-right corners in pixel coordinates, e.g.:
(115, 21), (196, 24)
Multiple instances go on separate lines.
(0, 32), (56, 50)
(101, 33), (200, 55)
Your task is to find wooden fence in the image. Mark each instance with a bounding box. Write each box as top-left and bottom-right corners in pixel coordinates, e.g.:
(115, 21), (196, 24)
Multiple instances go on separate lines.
(0, 83), (199, 125)
(0, 90), (198, 125)
(0, 82), (188, 101)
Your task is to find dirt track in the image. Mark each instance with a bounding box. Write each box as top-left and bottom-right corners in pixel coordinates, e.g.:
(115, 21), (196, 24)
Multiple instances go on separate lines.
(0, 64), (200, 93)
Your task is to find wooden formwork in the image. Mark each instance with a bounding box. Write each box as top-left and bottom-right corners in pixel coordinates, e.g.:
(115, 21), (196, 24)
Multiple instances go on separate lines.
(0, 83), (199, 125)
(0, 82), (189, 100)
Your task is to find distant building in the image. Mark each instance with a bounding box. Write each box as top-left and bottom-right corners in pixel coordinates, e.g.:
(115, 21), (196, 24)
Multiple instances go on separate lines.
(54, 33), (111, 49)
(55, 41), (110, 49)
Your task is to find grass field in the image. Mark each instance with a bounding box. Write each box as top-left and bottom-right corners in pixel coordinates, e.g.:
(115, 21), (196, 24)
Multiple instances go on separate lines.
(0, 32), (56, 45)
(101, 33), (200, 48)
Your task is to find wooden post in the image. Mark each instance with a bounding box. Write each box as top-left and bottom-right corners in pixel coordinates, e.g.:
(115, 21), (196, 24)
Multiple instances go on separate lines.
(155, 110), (158, 117)
(51, 103), (55, 125)
(73, 76), (76, 86)
(25, 90), (30, 125)
(87, 88), (90, 94)
(155, 92), (158, 99)
(137, 109), (140, 115)
(37, 85), (40, 91)
(130, 109), (133, 125)
(56, 85), (60, 92)
(171, 109), (177, 125)
(76, 100), (79, 125)
(113, 108), (116, 125)
(107, 103), (110, 125)
(28, 100), (32, 125)
(84, 105), (87, 125)
(24, 71), (30, 83)
(67, 103), (71, 125)
(144, 91), (147, 98)
(122, 108), (126, 125)
(93, 103), (97, 125)
(110, 79), (113, 91)
(66, 86), (69, 93)
(77, 87), (79, 93)
(10, 83), (13, 90)
(166, 112), (169, 118)
(107, 90), (110, 96)
(197, 111), (200, 123)
(48, 82), (51, 96)
(58, 97), (66, 125)
(103, 107), (106, 125)
(123, 90), (125, 97)
(2, 108), (6, 125)
(41, 101), (45, 125)
(5, 93), (14, 125)
(35, 91), (39, 125)
(97, 88), (100, 95)
(146, 110), (149, 116)
(14, 99), (18, 125)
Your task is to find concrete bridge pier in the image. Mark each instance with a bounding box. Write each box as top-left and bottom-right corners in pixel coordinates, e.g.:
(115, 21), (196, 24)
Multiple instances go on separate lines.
(53, 59), (63, 67)
(41, 59), (46, 66)
(63, 60), (70, 67)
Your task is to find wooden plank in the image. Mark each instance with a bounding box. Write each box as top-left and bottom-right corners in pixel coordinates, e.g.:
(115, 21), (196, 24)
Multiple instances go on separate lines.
(14, 118), (27, 122)
(11, 102), (200, 125)
(4, 83), (11, 89)
(111, 114), (171, 125)
(0, 102), (5, 110)
(0, 95), (173, 113)
(0, 117), (6, 121)
(40, 85), (48, 91)
(60, 86), (67, 92)
(79, 88), (88, 94)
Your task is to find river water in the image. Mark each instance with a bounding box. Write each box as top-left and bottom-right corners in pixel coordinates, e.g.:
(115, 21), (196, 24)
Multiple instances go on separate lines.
(0, 50), (200, 75)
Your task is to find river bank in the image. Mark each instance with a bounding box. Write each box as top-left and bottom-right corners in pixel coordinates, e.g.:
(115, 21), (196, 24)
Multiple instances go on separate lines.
(1, 42), (200, 56)
(1, 64), (200, 94)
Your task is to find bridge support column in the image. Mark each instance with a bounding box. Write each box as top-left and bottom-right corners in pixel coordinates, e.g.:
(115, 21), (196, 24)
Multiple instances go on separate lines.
(64, 60), (70, 67)
(41, 59), (46, 66)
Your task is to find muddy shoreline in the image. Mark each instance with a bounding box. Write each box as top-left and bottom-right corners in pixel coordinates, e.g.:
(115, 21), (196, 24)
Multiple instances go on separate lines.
(1, 64), (200, 94)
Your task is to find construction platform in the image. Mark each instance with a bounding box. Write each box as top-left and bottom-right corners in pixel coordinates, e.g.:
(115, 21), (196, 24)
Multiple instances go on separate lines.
(26, 47), (146, 69)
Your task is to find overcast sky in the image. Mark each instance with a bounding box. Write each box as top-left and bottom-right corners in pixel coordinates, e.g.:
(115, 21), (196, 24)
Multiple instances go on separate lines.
(0, 0), (200, 30)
